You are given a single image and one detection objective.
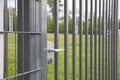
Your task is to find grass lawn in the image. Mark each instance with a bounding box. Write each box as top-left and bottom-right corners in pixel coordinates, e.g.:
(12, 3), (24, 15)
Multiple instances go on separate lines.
(7, 34), (120, 80)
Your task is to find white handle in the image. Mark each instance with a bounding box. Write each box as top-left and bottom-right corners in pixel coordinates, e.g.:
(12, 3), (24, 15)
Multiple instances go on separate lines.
(47, 48), (64, 52)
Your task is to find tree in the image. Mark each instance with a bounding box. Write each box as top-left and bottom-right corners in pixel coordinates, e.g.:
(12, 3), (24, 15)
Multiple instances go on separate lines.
(68, 16), (73, 34)
(47, 0), (63, 18)
(119, 20), (120, 29)
(47, 16), (54, 33)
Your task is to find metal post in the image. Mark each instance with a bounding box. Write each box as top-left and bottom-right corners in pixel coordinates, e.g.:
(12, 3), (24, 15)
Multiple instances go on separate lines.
(79, 0), (83, 80)
(54, 0), (59, 80)
(85, 0), (88, 80)
(18, 0), (47, 80)
(35, 0), (47, 80)
(18, 0), (30, 80)
(0, 0), (4, 79)
(105, 0), (108, 80)
(102, 0), (105, 80)
(90, 0), (93, 80)
(113, 0), (118, 80)
(4, 0), (8, 78)
(98, 0), (101, 80)
(72, 0), (76, 79)
(107, 0), (111, 80)
(94, 0), (97, 79)
(111, 0), (115, 79)
(111, 0), (114, 79)
(64, 0), (68, 79)
(115, 0), (118, 80)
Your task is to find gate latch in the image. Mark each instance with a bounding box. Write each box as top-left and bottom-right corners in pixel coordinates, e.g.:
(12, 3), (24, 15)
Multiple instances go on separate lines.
(47, 48), (64, 52)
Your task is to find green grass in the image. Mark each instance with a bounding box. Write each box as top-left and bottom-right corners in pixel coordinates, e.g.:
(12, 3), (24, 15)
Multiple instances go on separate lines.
(7, 34), (120, 80)
(47, 34), (120, 80)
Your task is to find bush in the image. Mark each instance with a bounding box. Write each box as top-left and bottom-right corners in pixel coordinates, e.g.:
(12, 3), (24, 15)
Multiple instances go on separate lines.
(47, 16), (103, 34)
(47, 16), (73, 33)
(59, 23), (64, 33)
(47, 17), (54, 33)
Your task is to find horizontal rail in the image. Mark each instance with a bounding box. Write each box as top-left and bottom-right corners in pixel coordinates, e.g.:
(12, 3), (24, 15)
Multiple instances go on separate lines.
(0, 31), (42, 34)
(1, 68), (43, 80)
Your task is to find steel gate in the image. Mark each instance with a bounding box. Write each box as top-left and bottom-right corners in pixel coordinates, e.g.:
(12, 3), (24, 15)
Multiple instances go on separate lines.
(47, 0), (119, 80)
(0, 0), (119, 80)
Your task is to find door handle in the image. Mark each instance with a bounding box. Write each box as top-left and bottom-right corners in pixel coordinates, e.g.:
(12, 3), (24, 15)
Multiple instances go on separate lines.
(47, 48), (64, 52)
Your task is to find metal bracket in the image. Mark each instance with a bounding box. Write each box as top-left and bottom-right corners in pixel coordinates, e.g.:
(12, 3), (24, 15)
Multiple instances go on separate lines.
(47, 48), (64, 52)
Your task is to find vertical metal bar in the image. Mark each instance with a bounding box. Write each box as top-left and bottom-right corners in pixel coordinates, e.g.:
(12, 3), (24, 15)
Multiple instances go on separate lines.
(54, 0), (59, 79)
(115, 0), (118, 80)
(64, 0), (68, 79)
(0, 0), (5, 79)
(114, 0), (118, 79)
(72, 0), (76, 79)
(113, 0), (118, 79)
(94, 0), (97, 79)
(105, 0), (108, 80)
(14, 33), (17, 80)
(24, 0), (31, 80)
(110, 0), (114, 80)
(107, 0), (111, 79)
(21, 0), (24, 48)
(111, 0), (114, 79)
(85, 0), (88, 80)
(34, 2), (37, 80)
(98, 0), (101, 80)
(24, 0), (31, 79)
(4, 0), (8, 78)
(35, 1), (47, 80)
(111, 0), (115, 79)
(14, 0), (17, 78)
(18, 0), (25, 79)
(79, 0), (82, 80)
(18, 0), (31, 80)
(22, 0), (25, 79)
(102, 0), (105, 80)
(113, 1), (116, 79)
(113, 0), (116, 78)
(29, 0), (48, 80)
(90, 0), (93, 80)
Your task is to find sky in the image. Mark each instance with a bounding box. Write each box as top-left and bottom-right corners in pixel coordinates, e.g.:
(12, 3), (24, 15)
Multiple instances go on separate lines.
(8, 0), (16, 8)
(60, 0), (120, 19)
(8, 0), (120, 19)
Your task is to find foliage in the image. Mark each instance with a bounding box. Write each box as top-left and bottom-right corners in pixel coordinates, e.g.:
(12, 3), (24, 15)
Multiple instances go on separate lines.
(47, 0), (63, 18)
(47, 16), (54, 33)
(47, 16), (73, 33)
(12, 9), (18, 31)
(68, 17), (73, 33)
(78, 17), (103, 34)
(59, 22), (64, 33)
(119, 20), (120, 29)
(82, 20), (91, 34)
(8, 9), (18, 31)
(47, 15), (104, 34)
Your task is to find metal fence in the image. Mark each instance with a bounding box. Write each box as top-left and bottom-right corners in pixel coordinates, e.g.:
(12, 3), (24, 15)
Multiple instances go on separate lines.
(47, 0), (119, 80)
(1, 0), (47, 80)
(0, 0), (119, 80)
